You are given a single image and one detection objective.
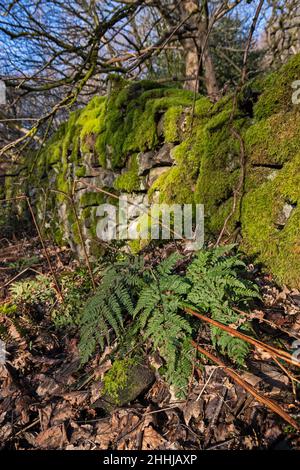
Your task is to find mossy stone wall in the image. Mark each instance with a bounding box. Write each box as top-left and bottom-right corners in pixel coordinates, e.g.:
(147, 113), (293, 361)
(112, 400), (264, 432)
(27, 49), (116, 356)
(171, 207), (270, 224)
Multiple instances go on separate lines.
(3, 57), (300, 287)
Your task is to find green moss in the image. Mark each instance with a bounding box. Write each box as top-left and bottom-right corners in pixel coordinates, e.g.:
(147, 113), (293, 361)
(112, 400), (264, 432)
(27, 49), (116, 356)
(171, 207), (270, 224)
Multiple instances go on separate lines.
(77, 96), (106, 153)
(254, 54), (300, 120)
(0, 303), (17, 316)
(149, 118), (210, 205)
(193, 105), (248, 234)
(113, 154), (140, 192)
(245, 111), (300, 165)
(241, 153), (300, 287)
(79, 192), (105, 208)
(103, 358), (135, 403)
(95, 81), (195, 168)
(75, 166), (86, 178)
(128, 239), (143, 254)
(163, 106), (183, 142)
(150, 167), (194, 204)
(194, 96), (213, 118)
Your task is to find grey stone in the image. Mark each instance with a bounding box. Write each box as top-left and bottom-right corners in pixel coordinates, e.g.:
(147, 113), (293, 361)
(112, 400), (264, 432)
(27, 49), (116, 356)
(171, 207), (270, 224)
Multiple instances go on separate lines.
(80, 169), (116, 189)
(138, 150), (156, 175)
(147, 166), (170, 187)
(276, 203), (295, 227)
(138, 143), (174, 176)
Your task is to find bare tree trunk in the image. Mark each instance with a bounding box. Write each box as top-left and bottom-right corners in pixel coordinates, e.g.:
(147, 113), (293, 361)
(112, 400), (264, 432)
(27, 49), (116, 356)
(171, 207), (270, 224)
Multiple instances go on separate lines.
(183, 37), (199, 91)
(181, 0), (219, 97)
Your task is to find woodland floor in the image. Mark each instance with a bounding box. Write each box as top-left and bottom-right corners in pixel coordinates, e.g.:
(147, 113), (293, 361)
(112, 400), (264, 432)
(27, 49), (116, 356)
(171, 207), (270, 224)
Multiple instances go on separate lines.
(0, 235), (300, 450)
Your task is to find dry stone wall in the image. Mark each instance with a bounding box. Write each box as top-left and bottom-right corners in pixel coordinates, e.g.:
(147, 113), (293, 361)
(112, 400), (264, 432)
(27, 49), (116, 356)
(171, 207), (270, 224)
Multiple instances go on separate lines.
(2, 58), (300, 288)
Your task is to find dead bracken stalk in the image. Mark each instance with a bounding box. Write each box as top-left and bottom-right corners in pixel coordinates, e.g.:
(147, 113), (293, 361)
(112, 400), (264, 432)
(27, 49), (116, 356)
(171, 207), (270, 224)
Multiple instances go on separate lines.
(185, 306), (300, 368)
(192, 342), (300, 431)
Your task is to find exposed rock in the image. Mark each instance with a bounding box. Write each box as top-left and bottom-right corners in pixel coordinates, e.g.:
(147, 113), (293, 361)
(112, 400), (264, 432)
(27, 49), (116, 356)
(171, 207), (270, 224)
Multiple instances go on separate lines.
(138, 150), (155, 176)
(80, 169), (116, 189)
(275, 203), (296, 228)
(147, 166), (170, 187)
(138, 143), (174, 176)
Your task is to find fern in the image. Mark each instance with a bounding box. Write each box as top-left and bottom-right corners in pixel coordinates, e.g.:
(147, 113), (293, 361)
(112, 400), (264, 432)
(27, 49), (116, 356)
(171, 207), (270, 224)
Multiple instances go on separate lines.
(79, 256), (144, 363)
(133, 253), (193, 393)
(79, 247), (261, 394)
(186, 246), (260, 365)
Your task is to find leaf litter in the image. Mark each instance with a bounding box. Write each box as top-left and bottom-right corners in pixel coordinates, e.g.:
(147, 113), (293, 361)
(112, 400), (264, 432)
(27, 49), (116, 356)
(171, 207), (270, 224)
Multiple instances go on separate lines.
(0, 237), (300, 450)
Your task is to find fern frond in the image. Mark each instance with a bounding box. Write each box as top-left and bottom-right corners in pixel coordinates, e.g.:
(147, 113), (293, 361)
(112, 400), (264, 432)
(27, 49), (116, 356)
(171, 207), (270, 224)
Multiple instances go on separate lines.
(79, 255), (144, 362)
(186, 247), (259, 364)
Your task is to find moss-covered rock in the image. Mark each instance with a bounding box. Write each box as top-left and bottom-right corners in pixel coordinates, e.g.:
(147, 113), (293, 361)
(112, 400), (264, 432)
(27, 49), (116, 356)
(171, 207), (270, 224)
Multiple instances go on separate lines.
(93, 359), (155, 412)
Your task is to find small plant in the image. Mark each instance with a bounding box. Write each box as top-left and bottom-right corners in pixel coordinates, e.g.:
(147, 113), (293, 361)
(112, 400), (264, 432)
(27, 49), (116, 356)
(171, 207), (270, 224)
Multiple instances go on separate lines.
(0, 302), (17, 316)
(51, 269), (94, 327)
(10, 275), (55, 306)
(79, 246), (260, 396)
(7, 255), (40, 270)
(9, 268), (96, 328)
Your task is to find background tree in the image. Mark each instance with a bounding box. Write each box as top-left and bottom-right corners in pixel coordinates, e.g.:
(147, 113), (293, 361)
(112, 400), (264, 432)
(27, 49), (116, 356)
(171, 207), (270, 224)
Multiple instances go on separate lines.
(0, 0), (286, 163)
(264, 0), (300, 67)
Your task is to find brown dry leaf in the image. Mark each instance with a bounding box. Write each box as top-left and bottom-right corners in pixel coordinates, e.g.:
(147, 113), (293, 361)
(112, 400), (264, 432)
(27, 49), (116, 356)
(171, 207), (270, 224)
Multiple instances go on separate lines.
(253, 347), (273, 361)
(142, 425), (166, 450)
(183, 400), (202, 426)
(51, 402), (73, 425)
(35, 424), (68, 449)
(243, 435), (255, 449)
(15, 395), (31, 424)
(93, 359), (111, 380)
(23, 432), (38, 447)
(70, 424), (93, 445)
(94, 418), (116, 449)
(147, 379), (170, 405)
(0, 423), (13, 441)
(35, 374), (61, 397)
(4, 317), (27, 349)
(39, 404), (53, 431)
(65, 443), (92, 450)
(213, 422), (236, 442)
(63, 391), (88, 406)
(115, 413), (141, 450)
(241, 371), (262, 388)
(90, 380), (104, 404)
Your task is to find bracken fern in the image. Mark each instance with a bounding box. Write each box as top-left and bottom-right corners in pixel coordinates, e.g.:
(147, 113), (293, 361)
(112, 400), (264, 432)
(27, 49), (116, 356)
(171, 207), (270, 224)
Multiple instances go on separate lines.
(79, 256), (144, 363)
(186, 246), (260, 365)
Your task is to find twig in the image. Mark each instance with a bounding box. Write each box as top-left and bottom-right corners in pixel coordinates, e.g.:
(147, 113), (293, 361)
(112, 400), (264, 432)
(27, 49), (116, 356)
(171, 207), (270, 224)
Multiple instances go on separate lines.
(233, 306), (300, 341)
(196, 366), (221, 401)
(192, 342), (300, 431)
(0, 267), (44, 290)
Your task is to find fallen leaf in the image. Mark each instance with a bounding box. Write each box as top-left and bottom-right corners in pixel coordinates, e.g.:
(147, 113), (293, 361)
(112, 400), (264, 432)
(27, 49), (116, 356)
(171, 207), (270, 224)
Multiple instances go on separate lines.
(63, 391), (88, 406)
(183, 400), (202, 426)
(142, 425), (166, 450)
(35, 374), (61, 397)
(35, 424), (68, 449)
(51, 402), (73, 425)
